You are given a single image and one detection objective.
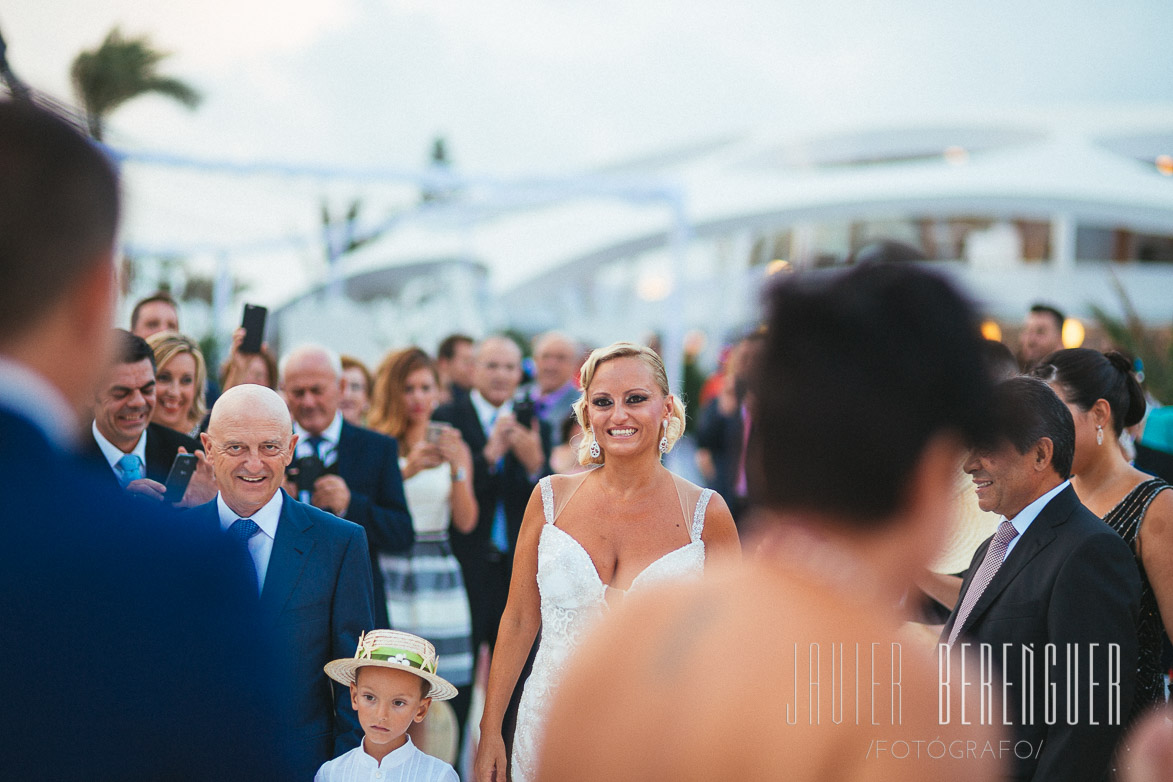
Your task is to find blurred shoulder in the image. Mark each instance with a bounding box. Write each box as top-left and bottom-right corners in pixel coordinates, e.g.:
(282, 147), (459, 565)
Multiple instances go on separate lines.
(432, 397), (472, 422)
(539, 563), (1000, 781)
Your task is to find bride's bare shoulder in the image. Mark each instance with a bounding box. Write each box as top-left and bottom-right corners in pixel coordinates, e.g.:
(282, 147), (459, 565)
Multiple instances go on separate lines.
(548, 468), (596, 493)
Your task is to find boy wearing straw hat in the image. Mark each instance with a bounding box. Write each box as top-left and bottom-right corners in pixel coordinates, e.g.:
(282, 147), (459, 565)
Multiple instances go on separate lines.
(317, 630), (459, 782)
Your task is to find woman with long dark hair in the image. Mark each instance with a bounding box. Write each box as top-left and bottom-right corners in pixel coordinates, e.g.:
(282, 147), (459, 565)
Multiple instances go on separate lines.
(1034, 348), (1173, 713)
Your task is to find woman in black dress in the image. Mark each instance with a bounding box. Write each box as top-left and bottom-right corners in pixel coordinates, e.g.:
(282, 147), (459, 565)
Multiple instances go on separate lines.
(1034, 349), (1173, 713)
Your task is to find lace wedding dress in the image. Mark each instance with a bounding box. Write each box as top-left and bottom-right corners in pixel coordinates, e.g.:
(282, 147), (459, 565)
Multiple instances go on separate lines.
(510, 472), (713, 782)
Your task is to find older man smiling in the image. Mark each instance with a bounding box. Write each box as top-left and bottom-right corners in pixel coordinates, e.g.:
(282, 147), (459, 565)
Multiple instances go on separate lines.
(194, 383), (375, 780)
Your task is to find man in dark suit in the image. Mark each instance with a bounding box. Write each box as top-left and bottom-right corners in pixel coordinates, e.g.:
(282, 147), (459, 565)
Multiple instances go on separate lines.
(432, 335), (553, 655)
(280, 344), (413, 627)
(195, 383), (375, 780)
(436, 333), (476, 405)
(84, 328), (216, 505)
(943, 376), (1141, 782)
(0, 98), (281, 779)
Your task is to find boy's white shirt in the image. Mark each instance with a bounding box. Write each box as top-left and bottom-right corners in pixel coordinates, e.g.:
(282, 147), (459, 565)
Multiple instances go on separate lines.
(313, 735), (458, 782)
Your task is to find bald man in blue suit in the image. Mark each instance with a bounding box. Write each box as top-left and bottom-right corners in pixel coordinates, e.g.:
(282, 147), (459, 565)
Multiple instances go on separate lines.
(193, 384), (375, 781)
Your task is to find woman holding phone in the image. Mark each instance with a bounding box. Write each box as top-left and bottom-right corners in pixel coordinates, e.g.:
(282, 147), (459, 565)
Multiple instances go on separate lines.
(145, 331), (218, 505)
(147, 331), (207, 437)
(369, 346), (478, 734)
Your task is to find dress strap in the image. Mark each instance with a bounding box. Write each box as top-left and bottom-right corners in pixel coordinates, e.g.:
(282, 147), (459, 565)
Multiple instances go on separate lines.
(691, 489), (713, 542)
(551, 468), (594, 524)
(1134, 479), (1171, 534)
(539, 476), (554, 526)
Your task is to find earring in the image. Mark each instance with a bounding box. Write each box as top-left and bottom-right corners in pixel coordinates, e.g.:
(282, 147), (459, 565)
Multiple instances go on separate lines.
(589, 437), (601, 459)
(1096, 425), (1104, 446)
(658, 421), (669, 455)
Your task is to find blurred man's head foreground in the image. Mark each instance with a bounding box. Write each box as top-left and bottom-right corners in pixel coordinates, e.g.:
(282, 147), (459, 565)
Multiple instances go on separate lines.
(0, 99), (121, 420)
(748, 263), (993, 530)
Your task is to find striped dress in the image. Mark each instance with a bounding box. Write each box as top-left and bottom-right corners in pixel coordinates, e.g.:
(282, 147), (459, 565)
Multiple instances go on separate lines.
(378, 461), (474, 688)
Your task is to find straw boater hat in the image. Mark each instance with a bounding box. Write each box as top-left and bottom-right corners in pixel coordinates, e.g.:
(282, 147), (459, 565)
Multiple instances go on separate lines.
(324, 630), (458, 701)
(929, 471), (1003, 576)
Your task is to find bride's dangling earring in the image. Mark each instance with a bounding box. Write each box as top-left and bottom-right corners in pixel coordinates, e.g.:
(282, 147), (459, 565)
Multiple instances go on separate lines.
(1096, 424), (1104, 446)
(590, 435), (601, 459)
(658, 421), (669, 454)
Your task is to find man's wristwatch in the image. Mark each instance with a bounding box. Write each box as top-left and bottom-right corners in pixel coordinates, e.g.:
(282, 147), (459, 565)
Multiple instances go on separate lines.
(452, 467), (467, 482)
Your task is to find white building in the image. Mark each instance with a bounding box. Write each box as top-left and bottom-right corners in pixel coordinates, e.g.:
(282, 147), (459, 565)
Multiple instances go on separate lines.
(272, 106), (1173, 365)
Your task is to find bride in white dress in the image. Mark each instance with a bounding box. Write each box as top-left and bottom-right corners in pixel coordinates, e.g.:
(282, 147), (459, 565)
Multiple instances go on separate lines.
(474, 342), (740, 782)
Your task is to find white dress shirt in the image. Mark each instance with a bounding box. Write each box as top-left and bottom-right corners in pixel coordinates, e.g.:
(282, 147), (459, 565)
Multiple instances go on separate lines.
(1002, 480), (1070, 560)
(92, 420), (148, 478)
(314, 736), (458, 782)
(469, 390), (511, 439)
(216, 489), (282, 592)
(294, 411), (345, 503)
(294, 411), (344, 467)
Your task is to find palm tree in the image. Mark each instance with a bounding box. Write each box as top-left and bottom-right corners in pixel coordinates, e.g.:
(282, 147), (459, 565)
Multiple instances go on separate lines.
(70, 27), (201, 141)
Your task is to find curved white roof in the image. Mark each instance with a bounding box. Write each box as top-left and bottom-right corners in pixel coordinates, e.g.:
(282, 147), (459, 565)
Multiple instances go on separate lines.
(330, 105), (1173, 303)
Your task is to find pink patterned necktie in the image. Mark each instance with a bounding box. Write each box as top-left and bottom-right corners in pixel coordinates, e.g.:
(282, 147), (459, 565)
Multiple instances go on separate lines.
(947, 520), (1019, 647)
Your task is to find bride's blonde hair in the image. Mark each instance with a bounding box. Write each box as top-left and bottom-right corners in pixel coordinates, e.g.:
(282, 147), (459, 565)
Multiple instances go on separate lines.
(572, 342), (686, 466)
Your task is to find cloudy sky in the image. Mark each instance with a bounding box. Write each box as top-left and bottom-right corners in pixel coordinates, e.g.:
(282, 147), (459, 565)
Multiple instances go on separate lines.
(5, 0), (1173, 304)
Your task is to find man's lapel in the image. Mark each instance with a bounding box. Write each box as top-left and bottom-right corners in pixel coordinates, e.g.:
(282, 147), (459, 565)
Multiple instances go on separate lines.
(334, 419), (357, 477)
(143, 424), (169, 482)
(463, 396), (488, 450)
(142, 425), (157, 473)
(259, 489), (315, 625)
(81, 431), (120, 485)
(959, 485), (1075, 635)
(191, 499), (222, 536)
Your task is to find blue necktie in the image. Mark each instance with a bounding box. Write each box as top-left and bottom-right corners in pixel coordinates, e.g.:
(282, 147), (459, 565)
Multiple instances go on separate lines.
(228, 518), (260, 545)
(116, 453), (144, 487)
(487, 409), (510, 553)
(228, 518), (262, 593)
(491, 503), (510, 553)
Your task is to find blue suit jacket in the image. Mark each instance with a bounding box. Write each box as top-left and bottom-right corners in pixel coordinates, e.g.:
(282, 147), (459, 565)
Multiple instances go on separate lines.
(334, 420), (413, 626)
(0, 405), (284, 780)
(189, 489), (375, 780)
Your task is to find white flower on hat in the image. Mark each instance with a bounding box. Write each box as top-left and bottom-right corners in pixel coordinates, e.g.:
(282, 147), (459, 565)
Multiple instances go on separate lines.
(391, 653), (409, 665)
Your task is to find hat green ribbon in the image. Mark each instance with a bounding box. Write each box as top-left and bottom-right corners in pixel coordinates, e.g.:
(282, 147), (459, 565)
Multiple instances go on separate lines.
(360, 646), (436, 674)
